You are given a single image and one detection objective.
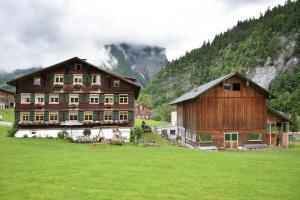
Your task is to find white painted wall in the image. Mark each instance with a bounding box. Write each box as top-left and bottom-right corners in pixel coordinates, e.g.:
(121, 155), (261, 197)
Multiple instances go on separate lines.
(171, 111), (177, 126)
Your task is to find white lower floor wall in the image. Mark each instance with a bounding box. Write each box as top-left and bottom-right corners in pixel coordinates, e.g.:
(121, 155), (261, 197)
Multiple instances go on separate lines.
(15, 127), (131, 142)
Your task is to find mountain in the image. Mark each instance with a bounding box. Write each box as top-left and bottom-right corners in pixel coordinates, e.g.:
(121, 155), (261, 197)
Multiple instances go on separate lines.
(142, 0), (300, 126)
(0, 67), (41, 92)
(102, 43), (168, 86)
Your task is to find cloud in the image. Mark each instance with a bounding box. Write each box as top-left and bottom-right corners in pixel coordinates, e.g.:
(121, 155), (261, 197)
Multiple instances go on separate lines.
(0, 0), (286, 71)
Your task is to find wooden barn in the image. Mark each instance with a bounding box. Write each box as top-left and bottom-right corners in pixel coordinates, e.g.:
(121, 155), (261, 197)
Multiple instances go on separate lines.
(135, 103), (151, 120)
(170, 72), (293, 149)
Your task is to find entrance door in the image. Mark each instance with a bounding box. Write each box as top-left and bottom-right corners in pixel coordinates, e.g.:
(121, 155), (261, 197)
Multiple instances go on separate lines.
(224, 132), (238, 149)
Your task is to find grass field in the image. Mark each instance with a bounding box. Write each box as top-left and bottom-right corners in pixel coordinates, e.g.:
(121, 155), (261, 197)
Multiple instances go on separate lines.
(0, 126), (300, 200)
(0, 109), (14, 122)
(135, 118), (170, 128)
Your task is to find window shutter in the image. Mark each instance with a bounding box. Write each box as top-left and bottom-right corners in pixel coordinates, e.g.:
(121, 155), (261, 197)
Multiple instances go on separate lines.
(128, 95), (133, 104)
(114, 94), (119, 104)
(16, 94), (21, 103)
(82, 76), (87, 84)
(59, 94), (64, 103)
(46, 74), (54, 84)
(59, 111), (64, 121)
(30, 93), (35, 104)
(113, 111), (119, 120)
(64, 94), (69, 103)
(85, 94), (89, 103)
(30, 112), (34, 121)
(79, 94), (85, 103)
(69, 75), (73, 84)
(79, 111), (84, 121)
(15, 111), (20, 123)
(87, 75), (92, 84)
(64, 111), (69, 121)
(93, 111), (97, 121)
(64, 75), (68, 84)
(99, 94), (104, 103)
(99, 111), (104, 120)
(44, 111), (49, 121)
(128, 111), (133, 120)
(45, 93), (49, 104)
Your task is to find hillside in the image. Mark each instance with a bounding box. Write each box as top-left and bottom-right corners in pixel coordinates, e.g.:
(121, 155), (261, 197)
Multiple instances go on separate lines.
(142, 0), (300, 126)
(102, 43), (168, 86)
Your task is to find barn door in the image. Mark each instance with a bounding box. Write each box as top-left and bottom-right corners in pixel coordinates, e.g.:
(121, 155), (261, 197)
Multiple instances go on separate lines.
(224, 132), (238, 149)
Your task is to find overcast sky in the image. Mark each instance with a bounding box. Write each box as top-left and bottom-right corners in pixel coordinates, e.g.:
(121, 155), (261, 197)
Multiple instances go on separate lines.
(0, 0), (286, 71)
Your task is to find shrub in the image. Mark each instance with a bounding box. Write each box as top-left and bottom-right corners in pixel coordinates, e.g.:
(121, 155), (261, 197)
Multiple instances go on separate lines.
(57, 130), (68, 139)
(83, 128), (91, 136)
(132, 127), (144, 143)
(7, 126), (19, 137)
(151, 114), (162, 121)
(67, 137), (74, 143)
(23, 134), (28, 138)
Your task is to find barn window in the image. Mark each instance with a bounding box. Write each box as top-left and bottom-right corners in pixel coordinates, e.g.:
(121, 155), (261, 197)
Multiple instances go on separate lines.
(232, 83), (240, 91)
(198, 133), (212, 142)
(248, 132), (262, 141)
(223, 83), (232, 90)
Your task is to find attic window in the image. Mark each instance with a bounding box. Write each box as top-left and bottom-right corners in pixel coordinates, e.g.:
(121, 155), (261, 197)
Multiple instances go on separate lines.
(75, 64), (82, 71)
(34, 77), (41, 86)
(113, 80), (120, 87)
(223, 83), (240, 91)
(223, 83), (232, 91)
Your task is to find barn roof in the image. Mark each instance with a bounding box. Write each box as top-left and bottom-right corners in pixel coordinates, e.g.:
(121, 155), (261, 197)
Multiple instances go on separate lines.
(267, 105), (295, 124)
(170, 72), (275, 105)
(0, 87), (15, 95)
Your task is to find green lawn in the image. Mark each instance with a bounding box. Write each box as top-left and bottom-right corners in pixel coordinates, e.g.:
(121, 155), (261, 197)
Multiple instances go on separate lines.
(0, 109), (14, 122)
(135, 118), (170, 128)
(0, 126), (300, 200)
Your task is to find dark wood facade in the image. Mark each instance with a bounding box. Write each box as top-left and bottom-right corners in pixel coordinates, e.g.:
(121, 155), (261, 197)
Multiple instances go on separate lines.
(172, 73), (291, 148)
(7, 57), (141, 128)
(135, 103), (151, 119)
(0, 88), (15, 109)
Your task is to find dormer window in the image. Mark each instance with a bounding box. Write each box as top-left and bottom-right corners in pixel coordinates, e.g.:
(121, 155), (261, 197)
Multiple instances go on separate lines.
(73, 74), (83, 84)
(34, 77), (41, 86)
(75, 64), (82, 71)
(113, 80), (120, 87)
(92, 75), (101, 85)
(54, 74), (64, 85)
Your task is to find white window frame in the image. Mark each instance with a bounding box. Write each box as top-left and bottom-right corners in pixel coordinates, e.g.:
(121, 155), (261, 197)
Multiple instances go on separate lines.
(20, 112), (30, 121)
(35, 112), (44, 122)
(119, 94), (128, 104)
(90, 94), (99, 104)
(69, 111), (78, 121)
(54, 74), (64, 85)
(104, 111), (113, 121)
(21, 93), (31, 104)
(248, 132), (262, 142)
(35, 93), (45, 105)
(119, 111), (128, 120)
(92, 74), (101, 85)
(34, 77), (41, 86)
(73, 74), (83, 85)
(104, 94), (114, 105)
(49, 112), (59, 121)
(113, 80), (120, 87)
(49, 94), (59, 104)
(69, 94), (79, 105)
(84, 111), (93, 121)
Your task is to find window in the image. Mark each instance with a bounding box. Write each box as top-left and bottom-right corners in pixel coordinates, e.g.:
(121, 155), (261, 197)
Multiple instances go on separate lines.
(75, 64), (82, 71)
(84, 112), (93, 121)
(20, 112), (30, 121)
(104, 94), (114, 105)
(34, 77), (41, 86)
(69, 94), (79, 105)
(35, 93), (44, 104)
(21, 93), (30, 104)
(104, 111), (112, 120)
(119, 94), (128, 104)
(69, 112), (78, 120)
(199, 133), (212, 142)
(223, 83), (241, 91)
(54, 74), (64, 84)
(224, 133), (238, 141)
(248, 132), (262, 141)
(119, 111), (128, 120)
(73, 74), (83, 84)
(113, 80), (120, 87)
(49, 112), (58, 121)
(186, 132), (196, 142)
(92, 75), (101, 85)
(49, 94), (59, 104)
(90, 94), (99, 104)
(35, 112), (44, 122)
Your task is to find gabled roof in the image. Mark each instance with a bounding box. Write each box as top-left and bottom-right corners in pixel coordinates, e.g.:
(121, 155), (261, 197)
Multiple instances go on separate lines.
(267, 105), (295, 124)
(170, 72), (275, 104)
(0, 88), (15, 95)
(6, 57), (141, 89)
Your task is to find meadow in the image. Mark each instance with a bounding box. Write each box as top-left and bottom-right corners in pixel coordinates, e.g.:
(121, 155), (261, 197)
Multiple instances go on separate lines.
(0, 109), (14, 122)
(0, 126), (299, 200)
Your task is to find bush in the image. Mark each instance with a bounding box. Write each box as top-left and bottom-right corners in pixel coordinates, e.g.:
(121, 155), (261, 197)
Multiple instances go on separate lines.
(131, 127), (144, 143)
(57, 130), (68, 139)
(67, 137), (74, 143)
(151, 114), (162, 121)
(23, 134), (28, 138)
(83, 128), (91, 136)
(7, 126), (19, 137)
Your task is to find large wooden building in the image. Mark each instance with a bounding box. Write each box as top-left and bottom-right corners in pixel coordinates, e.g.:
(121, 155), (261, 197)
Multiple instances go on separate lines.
(170, 72), (293, 149)
(135, 103), (151, 120)
(7, 57), (141, 140)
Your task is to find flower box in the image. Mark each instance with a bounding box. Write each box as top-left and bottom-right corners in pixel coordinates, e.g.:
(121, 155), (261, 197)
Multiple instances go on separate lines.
(53, 83), (63, 88)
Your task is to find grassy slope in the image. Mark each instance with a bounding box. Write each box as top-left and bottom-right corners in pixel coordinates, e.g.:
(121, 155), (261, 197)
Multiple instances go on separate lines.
(0, 109), (14, 122)
(0, 126), (300, 200)
(135, 118), (170, 128)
